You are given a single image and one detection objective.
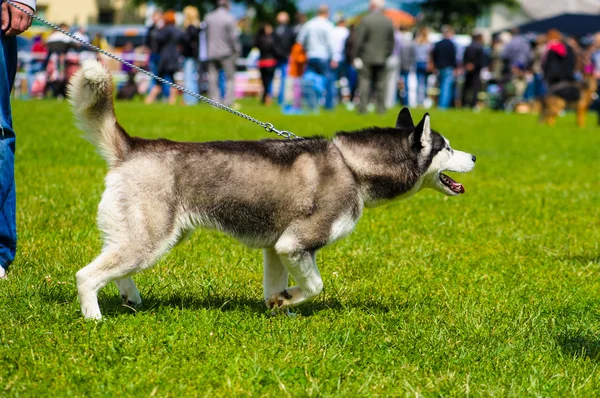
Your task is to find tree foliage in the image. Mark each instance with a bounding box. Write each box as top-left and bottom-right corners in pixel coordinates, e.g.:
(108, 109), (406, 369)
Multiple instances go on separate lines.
(420, 0), (518, 32)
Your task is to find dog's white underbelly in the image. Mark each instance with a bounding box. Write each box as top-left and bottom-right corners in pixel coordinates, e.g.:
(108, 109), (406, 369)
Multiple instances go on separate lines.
(177, 211), (280, 248)
(234, 233), (280, 249)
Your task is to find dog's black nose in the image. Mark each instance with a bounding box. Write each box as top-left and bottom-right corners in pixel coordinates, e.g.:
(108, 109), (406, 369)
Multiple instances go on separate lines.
(472, 155), (477, 163)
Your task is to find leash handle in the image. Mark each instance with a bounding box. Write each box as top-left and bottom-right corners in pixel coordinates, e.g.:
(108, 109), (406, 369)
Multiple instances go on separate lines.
(5, 0), (301, 140)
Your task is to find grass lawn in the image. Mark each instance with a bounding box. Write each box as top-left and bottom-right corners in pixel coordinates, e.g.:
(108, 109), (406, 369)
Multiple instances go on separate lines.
(1, 99), (600, 396)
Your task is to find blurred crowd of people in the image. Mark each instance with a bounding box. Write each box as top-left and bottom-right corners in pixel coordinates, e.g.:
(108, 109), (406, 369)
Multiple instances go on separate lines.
(23, 24), (103, 99)
(17, 0), (600, 119)
(282, 0), (600, 115)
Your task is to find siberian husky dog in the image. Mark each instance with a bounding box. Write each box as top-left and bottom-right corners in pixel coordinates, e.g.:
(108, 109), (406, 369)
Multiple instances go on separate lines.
(68, 61), (476, 319)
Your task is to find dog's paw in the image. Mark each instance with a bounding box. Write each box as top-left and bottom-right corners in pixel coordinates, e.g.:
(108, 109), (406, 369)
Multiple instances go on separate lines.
(121, 293), (142, 308)
(266, 289), (293, 310)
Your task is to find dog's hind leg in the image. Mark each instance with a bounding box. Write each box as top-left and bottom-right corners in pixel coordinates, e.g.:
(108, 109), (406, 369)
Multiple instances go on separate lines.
(115, 277), (142, 306)
(76, 249), (136, 320)
(576, 101), (587, 127)
(76, 236), (176, 320)
(263, 248), (288, 303)
(549, 98), (565, 127)
(539, 99), (549, 124)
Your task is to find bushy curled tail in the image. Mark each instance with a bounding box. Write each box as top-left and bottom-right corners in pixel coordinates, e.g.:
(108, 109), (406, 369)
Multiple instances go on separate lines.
(68, 60), (130, 167)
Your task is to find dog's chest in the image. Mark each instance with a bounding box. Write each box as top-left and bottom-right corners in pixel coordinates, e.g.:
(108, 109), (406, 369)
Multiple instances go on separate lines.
(328, 212), (359, 244)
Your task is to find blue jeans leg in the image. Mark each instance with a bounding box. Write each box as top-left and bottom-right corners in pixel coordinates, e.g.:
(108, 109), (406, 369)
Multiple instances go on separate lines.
(147, 53), (159, 94)
(347, 64), (358, 99)
(400, 70), (410, 105)
(277, 61), (287, 104)
(0, 32), (17, 270)
(219, 69), (226, 98)
(438, 67), (454, 109)
(416, 62), (428, 105)
(183, 58), (198, 105)
(148, 55), (170, 98)
(524, 79), (534, 101)
(534, 73), (546, 98)
(326, 65), (336, 110)
(307, 58), (335, 109)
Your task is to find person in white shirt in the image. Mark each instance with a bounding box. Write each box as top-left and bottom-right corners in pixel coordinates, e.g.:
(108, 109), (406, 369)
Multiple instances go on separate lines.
(331, 17), (349, 65)
(296, 4), (337, 109)
(331, 17), (349, 103)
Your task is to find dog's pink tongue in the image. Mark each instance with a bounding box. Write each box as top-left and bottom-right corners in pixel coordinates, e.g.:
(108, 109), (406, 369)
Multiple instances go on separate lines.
(445, 174), (465, 194)
(450, 180), (465, 194)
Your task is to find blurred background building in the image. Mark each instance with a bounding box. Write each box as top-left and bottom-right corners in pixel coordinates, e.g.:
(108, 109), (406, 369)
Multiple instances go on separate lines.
(34, 0), (146, 26)
(478, 0), (600, 36)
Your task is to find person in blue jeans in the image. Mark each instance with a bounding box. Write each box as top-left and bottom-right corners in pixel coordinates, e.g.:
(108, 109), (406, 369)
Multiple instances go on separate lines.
(432, 25), (457, 109)
(398, 26), (415, 106)
(296, 5), (337, 110)
(306, 58), (336, 109)
(414, 27), (431, 106)
(1, 0), (36, 279)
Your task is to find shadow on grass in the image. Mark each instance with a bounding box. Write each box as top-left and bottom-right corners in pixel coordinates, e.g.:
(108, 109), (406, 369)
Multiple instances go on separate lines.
(99, 293), (264, 318)
(37, 283), (404, 318)
(100, 292), (401, 318)
(557, 332), (600, 361)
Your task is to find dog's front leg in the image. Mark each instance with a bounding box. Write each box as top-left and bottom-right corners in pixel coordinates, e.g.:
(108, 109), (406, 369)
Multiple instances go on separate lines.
(263, 248), (289, 302)
(266, 249), (323, 311)
(115, 277), (142, 307)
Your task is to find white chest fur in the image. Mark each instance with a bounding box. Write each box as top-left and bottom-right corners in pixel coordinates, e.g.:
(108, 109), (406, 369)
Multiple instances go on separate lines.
(328, 212), (360, 244)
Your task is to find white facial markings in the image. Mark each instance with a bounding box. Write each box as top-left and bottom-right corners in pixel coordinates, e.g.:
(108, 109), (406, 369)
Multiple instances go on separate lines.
(444, 138), (453, 153)
(445, 150), (476, 173)
(426, 137), (475, 176)
(422, 134), (476, 196)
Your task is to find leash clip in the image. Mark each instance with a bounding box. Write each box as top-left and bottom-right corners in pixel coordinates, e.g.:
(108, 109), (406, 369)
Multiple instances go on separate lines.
(264, 123), (274, 133)
(264, 123), (301, 140)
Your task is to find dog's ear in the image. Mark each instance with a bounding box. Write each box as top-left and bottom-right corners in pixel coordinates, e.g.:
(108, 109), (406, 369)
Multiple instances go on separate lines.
(412, 113), (432, 149)
(395, 107), (414, 129)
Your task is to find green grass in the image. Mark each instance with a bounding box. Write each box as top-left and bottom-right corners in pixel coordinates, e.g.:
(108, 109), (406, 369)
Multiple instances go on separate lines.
(1, 99), (600, 396)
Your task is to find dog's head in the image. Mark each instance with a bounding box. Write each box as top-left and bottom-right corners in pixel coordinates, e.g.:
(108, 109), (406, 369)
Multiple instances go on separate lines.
(334, 108), (476, 206)
(396, 108), (476, 196)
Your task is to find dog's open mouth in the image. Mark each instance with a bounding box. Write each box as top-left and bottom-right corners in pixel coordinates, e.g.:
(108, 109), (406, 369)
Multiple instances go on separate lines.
(440, 173), (465, 194)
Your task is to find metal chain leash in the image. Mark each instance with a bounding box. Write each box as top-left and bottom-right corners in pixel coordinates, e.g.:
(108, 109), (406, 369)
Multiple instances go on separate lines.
(6, 0), (301, 140)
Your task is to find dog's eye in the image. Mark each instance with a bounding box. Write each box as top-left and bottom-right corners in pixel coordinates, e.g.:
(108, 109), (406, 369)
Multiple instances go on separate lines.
(446, 147), (451, 151)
